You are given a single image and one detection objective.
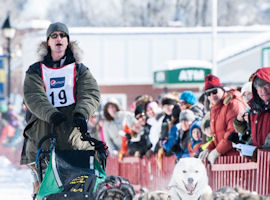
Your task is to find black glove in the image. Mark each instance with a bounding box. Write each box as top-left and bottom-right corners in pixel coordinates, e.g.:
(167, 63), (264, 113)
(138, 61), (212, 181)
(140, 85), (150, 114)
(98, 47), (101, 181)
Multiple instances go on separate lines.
(50, 112), (67, 127)
(227, 132), (240, 144)
(72, 113), (87, 134)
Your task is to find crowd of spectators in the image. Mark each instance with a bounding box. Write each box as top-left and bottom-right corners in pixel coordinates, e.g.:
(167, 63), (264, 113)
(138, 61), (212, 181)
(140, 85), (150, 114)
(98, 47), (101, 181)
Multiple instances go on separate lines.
(1, 67), (270, 165)
(88, 68), (270, 164)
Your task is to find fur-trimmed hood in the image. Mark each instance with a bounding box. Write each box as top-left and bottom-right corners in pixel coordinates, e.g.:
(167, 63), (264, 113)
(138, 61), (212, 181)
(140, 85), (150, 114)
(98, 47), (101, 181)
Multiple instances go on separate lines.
(37, 41), (83, 63)
(249, 67), (270, 111)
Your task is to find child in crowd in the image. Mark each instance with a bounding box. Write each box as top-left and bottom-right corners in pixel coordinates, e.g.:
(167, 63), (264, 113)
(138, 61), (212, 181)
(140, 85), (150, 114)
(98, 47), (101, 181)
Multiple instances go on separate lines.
(200, 112), (213, 151)
(188, 119), (203, 157)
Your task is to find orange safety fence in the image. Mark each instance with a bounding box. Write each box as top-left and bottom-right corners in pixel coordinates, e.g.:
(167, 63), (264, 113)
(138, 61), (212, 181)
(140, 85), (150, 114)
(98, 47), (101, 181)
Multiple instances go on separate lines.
(106, 149), (270, 195)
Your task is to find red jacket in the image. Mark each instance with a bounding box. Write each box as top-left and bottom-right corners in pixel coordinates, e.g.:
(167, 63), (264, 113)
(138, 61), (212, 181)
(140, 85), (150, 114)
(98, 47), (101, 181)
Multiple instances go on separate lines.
(207, 89), (246, 155)
(249, 67), (270, 146)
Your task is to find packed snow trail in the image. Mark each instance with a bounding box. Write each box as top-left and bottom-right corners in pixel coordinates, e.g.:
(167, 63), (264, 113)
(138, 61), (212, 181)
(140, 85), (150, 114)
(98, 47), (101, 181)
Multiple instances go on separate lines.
(0, 156), (32, 200)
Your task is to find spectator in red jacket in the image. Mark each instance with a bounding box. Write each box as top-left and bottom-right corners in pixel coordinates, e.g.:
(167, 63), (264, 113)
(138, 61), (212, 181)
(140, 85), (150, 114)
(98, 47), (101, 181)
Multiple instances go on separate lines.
(199, 74), (246, 164)
(248, 67), (270, 147)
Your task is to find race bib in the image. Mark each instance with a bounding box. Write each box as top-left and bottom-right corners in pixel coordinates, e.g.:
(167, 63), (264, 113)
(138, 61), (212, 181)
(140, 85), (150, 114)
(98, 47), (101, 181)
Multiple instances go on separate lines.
(41, 63), (76, 107)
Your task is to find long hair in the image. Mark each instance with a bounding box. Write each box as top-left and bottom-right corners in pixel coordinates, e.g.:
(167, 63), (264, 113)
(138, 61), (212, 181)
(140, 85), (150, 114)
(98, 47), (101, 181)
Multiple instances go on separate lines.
(168, 104), (181, 130)
(103, 102), (120, 121)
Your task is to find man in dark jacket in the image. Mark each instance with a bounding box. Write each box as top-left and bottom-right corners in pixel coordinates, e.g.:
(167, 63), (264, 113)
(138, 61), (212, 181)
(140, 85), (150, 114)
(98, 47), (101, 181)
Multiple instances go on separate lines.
(20, 22), (100, 197)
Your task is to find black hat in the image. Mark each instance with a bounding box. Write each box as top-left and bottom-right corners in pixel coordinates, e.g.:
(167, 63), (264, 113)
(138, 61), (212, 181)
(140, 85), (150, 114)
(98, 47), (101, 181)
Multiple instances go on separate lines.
(46, 22), (69, 41)
(161, 98), (177, 106)
(135, 105), (145, 117)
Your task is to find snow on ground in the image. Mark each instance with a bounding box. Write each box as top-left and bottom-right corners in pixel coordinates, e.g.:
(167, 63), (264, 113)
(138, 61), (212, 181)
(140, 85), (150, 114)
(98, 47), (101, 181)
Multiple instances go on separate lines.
(0, 156), (32, 200)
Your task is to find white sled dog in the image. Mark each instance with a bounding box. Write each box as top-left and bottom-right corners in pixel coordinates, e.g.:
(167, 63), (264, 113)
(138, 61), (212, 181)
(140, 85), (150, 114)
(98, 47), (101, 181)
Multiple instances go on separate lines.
(168, 157), (212, 200)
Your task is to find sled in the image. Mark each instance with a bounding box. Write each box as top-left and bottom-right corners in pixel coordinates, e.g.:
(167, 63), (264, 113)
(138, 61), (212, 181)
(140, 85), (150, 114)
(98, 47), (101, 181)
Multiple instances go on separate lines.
(35, 126), (108, 200)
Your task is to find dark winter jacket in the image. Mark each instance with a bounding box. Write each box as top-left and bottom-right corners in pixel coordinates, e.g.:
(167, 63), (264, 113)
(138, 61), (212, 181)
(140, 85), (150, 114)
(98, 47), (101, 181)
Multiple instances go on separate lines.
(171, 128), (191, 159)
(153, 113), (171, 153)
(20, 41), (100, 165)
(127, 132), (152, 157)
(163, 123), (180, 155)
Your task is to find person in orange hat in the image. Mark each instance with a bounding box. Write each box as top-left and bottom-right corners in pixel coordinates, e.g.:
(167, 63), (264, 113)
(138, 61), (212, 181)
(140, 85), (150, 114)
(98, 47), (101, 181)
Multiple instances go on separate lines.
(199, 74), (246, 164)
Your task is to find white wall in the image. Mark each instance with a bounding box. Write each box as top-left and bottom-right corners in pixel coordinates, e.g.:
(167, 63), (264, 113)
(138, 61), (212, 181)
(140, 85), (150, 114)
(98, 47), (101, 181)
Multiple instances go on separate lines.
(218, 49), (261, 84)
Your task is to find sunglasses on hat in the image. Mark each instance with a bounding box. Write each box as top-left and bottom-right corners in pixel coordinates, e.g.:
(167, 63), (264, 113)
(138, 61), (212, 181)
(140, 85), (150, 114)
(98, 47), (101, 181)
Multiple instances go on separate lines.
(205, 88), (218, 97)
(50, 33), (67, 39)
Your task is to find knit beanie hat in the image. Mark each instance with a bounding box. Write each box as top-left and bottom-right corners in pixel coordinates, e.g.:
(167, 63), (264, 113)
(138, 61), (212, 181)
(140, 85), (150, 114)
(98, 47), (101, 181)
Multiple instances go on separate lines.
(179, 91), (197, 105)
(46, 22), (69, 41)
(179, 109), (195, 122)
(134, 105), (145, 117)
(204, 74), (223, 91)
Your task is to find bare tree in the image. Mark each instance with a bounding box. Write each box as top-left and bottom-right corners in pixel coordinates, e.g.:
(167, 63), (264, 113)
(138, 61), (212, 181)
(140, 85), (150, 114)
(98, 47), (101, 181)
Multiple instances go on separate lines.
(0, 0), (27, 25)
(4, 0), (270, 28)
